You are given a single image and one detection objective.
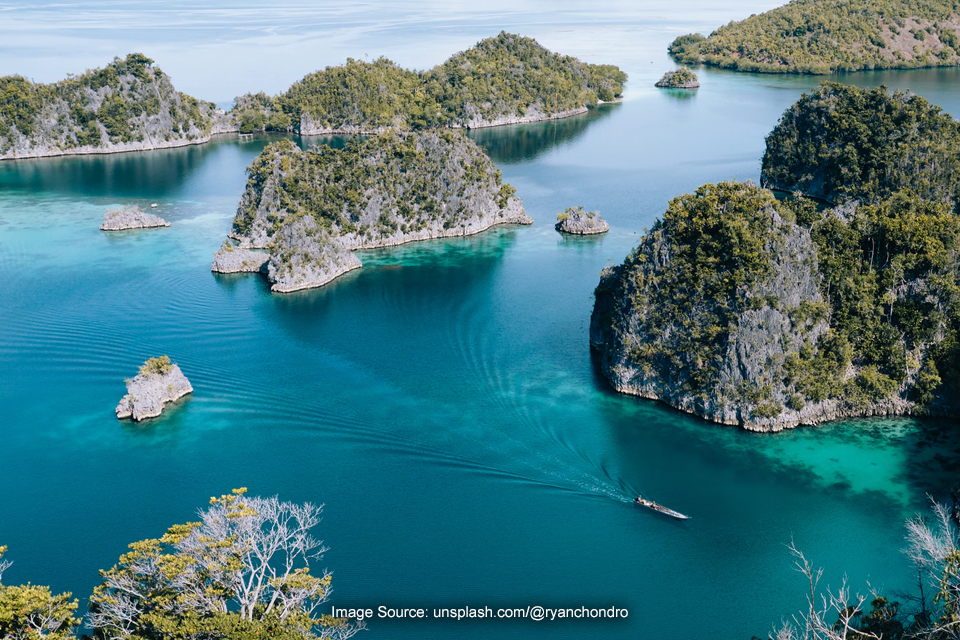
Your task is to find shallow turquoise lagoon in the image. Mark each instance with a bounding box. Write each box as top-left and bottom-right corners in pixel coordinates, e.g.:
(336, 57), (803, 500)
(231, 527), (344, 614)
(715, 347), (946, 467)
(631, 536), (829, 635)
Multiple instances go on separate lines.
(4, 4), (960, 639)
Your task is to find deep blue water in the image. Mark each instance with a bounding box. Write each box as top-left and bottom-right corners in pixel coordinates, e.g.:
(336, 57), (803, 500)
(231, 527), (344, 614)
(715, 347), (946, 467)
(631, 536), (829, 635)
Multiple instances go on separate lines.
(3, 4), (960, 640)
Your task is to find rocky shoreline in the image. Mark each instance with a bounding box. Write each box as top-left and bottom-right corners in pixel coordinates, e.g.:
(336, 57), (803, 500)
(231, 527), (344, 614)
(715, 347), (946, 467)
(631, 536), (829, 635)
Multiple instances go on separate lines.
(210, 241), (270, 273)
(2, 135), (213, 161)
(461, 106), (589, 130)
(115, 356), (192, 421)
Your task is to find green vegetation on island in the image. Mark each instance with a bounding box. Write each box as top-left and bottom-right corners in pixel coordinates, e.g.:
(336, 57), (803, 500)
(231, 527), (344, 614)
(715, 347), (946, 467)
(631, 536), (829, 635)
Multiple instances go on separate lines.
(592, 82), (960, 429)
(218, 130), (529, 292)
(762, 82), (960, 206)
(0, 490), (362, 640)
(230, 32), (627, 134)
(668, 0), (960, 74)
(654, 67), (700, 88)
(0, 54), (228, 159)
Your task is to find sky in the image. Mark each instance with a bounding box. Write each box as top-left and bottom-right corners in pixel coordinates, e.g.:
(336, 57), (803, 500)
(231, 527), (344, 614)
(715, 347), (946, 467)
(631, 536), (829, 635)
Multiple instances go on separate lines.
(0, 0), (785, 105)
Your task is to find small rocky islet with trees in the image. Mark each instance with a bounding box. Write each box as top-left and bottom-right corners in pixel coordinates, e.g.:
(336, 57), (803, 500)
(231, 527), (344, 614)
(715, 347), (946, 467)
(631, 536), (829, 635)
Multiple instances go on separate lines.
(654, 67), (699, 88)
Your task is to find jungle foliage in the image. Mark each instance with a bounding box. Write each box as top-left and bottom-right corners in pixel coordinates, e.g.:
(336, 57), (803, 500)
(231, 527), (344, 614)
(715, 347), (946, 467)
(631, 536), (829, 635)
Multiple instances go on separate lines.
(606, 81), (960, 417)
(233, 130), (516, 250)
(668, 0), (960, 74)
(230, 32), (627, 133)
(762, 83), (960, 208)
(654, 67), (699, 86)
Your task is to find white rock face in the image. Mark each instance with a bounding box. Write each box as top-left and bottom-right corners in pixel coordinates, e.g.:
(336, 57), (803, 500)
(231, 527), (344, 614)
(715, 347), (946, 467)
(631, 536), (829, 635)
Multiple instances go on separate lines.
(100, 205), (169, 231)
(116, 359), (193, 421)
(555, 207), (609, 235)
(210, 241), (270, 273)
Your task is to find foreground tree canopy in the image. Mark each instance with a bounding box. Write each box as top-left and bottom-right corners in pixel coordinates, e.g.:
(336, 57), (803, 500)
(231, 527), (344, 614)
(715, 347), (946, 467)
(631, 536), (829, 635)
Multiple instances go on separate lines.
(668, 0), (960, 74)
(0, 490), (360, 640)
(757, 494), (960, 639)
(230, 32), (627, 134)
(592, 83), (960, 430)
(0, 54), (224, 158)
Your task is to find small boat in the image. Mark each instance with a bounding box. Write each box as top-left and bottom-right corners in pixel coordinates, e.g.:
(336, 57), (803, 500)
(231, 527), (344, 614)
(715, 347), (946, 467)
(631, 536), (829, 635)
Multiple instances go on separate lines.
(150, 203), (158, 208)
(634, 496), (690, 520)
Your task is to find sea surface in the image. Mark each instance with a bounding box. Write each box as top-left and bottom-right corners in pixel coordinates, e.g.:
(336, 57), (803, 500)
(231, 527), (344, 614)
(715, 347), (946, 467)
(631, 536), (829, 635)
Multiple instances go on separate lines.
(3, 2), (960, 639)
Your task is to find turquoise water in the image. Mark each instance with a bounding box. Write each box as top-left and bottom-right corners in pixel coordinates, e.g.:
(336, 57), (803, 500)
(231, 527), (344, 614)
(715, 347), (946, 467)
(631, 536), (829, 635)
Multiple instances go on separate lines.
(4, 4), (960, 639)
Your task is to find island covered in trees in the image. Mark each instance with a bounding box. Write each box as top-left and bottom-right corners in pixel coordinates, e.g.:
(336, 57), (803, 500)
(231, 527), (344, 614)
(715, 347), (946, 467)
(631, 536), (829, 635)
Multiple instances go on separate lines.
(213, 130), (529, 292)
(591, 83), (960, 430)
(229, 32), (627, 134)
(0, 54), (233, 159)
(668, 0), (960, 74)
(654, 67), (699, 88)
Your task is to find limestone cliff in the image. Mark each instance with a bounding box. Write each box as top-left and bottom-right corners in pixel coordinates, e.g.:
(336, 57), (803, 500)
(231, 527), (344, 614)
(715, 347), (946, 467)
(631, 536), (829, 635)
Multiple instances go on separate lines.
(218, 130), (530, 292)
(591, 180), (960, 430)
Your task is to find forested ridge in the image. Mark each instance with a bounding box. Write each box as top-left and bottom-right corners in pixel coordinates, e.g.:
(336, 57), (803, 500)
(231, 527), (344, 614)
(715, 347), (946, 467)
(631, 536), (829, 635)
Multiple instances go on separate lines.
(668, 0), (960, 74)
(231, 32), (627, 134)
(0, 53), (225, 158)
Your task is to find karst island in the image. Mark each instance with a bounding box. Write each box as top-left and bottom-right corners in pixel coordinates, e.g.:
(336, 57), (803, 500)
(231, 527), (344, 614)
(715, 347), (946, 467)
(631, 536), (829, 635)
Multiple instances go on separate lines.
(213, 131), (529, 292)
(591, 82), (960, 431)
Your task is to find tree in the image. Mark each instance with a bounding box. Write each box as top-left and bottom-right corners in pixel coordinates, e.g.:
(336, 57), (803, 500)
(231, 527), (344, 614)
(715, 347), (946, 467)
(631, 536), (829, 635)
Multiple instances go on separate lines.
(89, 489), (362, 640)
(0, 546), (80, 640)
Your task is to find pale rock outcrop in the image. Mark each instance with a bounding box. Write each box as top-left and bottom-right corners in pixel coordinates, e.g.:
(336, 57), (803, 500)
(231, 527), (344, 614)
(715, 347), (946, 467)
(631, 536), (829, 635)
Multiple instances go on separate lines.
(211, 240), (270, 273)
(100, 205), (169, 231)
(555, 207), (609, 235)
(116, 357), (192, 421)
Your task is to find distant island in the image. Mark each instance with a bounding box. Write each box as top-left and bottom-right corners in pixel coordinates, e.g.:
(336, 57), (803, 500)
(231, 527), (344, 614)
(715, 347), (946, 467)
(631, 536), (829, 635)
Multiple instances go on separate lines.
(100, 204), (169, 231)
(591, 83), (960, 430)
(1, 36), (625, 161)
(229, 32), (627, 134)
(668, 0), (960, 74)
(654, 68), (699, 88)
(0, 54), (233, 160)
(214, 131), (530, 292)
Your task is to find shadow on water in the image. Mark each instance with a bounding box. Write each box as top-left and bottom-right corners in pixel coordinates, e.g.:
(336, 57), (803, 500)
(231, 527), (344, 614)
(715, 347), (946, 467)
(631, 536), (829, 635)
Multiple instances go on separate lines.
(0, 134), (296, 198)
(468, 103), (621, 164)
(657, 88), (698, 101)
(262, 228), (520, 325)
